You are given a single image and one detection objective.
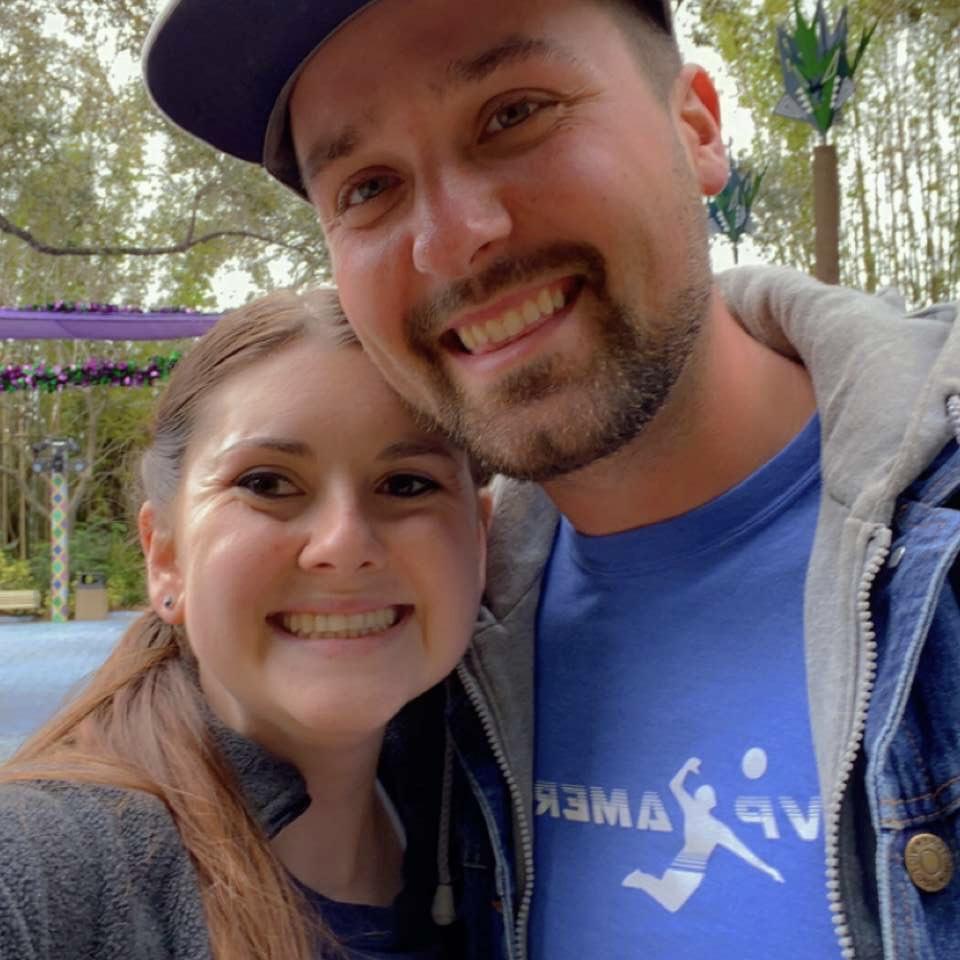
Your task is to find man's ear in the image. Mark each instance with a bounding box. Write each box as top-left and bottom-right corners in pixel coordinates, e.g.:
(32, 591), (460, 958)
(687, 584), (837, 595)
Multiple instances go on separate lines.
(673, 64), (728, 197)
(139, 501), (184, 624)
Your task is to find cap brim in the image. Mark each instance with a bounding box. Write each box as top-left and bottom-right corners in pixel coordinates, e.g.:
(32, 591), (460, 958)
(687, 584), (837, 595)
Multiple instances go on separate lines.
(143, 0), (380, 166)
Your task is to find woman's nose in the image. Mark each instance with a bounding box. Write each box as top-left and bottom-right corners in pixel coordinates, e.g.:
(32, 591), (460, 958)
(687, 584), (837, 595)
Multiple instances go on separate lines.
(297, 498), (387, 574)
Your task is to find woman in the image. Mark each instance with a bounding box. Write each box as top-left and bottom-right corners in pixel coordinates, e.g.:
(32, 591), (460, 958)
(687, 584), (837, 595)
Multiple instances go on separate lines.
(0, 288), (489, 959)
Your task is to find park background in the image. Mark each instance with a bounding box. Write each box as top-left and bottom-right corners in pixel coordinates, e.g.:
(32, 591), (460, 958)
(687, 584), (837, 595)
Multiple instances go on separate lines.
(1, 0), (958, 619)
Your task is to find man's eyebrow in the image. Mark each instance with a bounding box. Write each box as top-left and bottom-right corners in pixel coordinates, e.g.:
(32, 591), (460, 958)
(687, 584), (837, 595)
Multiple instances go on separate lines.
(378, 438), (460, 463)
(300, 125), (361, 184)
(447, 34), (583, 86)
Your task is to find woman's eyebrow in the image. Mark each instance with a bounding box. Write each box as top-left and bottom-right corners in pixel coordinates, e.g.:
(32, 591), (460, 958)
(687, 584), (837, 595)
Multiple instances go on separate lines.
(220, 437), (312, 459)
(378, 439), (460, 463)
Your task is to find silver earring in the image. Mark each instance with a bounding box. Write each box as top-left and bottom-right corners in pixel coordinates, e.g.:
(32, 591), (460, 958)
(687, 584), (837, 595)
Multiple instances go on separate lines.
(162, 596), (174, 610)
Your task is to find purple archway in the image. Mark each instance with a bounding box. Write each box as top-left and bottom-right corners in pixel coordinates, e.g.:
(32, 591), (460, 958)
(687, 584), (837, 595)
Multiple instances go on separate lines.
(0, 307), (219, 341)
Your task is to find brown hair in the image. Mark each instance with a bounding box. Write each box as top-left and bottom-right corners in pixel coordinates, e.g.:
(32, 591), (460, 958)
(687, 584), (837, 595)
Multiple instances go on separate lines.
(602, 0), (682, 100)
(0, 288), (357, 960)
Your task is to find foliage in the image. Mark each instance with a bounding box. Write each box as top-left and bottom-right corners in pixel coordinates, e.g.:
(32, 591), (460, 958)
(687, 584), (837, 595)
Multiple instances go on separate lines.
(2, 352), (180, 392)
(0, 549), (33, 589)
(683, 0), (959, 304)
(67, 516), (147, 609)
(0, 0), (328, 310)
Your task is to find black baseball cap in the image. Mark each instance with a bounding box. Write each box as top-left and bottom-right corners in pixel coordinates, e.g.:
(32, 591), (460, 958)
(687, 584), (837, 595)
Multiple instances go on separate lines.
(143, 0), (674, 198)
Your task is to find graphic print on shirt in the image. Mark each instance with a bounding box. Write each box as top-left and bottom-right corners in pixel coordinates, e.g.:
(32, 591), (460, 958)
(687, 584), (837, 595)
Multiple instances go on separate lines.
(534, 745), (823, 911)
(621, 754), (783, 912)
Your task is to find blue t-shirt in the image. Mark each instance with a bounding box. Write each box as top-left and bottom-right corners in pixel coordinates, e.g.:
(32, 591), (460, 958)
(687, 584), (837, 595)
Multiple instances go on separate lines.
(531, 416), (838, 958)
(299, 884), (443, 960)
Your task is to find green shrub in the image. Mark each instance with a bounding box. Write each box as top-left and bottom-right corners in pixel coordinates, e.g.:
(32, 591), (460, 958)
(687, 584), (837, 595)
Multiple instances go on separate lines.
(0, 551), (34, 589)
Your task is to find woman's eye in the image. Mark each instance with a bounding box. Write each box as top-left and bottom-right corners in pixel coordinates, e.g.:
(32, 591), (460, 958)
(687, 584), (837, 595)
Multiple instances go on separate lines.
(379, 473), (439, 498)
(484, 98), (544, 136)
(339, 173), (397, 211)
(236, 471), (300, 499)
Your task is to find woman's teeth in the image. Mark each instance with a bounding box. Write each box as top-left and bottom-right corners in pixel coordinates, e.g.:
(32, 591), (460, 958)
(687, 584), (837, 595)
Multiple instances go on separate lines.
(281, 607), (399, 638)
(458, 284), (566, 353)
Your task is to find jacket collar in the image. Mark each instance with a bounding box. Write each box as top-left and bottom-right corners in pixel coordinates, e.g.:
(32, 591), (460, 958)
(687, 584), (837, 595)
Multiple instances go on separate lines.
(203, 683), (446, 843)
(206, 712), (309, 839)
(717, 266), (960, 524)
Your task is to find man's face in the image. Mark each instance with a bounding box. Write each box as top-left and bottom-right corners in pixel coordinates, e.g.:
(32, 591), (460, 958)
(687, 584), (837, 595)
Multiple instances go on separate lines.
(290, 0), (725, 480)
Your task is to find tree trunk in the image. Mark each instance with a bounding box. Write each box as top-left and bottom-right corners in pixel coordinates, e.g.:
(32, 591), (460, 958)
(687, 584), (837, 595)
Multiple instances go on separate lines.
(813, 144), (840, 285)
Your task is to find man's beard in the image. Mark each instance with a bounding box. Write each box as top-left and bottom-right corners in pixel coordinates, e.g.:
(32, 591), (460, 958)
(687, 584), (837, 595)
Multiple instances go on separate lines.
(403, 232), (711, 483)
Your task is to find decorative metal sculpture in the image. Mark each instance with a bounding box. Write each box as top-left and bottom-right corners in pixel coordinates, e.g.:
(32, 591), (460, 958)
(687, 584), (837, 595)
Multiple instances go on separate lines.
(774, 1), (875, 284)
(774, 0), (874, 140)
(708, 150), (765, 264)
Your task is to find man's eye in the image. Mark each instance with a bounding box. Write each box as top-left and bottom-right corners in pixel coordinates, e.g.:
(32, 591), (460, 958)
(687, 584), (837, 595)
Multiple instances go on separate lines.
(379, 473), (439, 498)
(484, 98), (544, 136)
(236, 471), (300, 499)
(339, 173), (397, 211)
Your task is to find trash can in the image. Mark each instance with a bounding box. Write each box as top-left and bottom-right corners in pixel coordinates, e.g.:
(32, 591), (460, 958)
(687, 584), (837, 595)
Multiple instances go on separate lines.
(75, 572), (109, 621)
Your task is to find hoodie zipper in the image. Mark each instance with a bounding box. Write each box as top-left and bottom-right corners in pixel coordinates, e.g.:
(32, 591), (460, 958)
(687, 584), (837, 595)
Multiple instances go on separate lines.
(824, 525), (891, 959)
(456, 657), (534, 960)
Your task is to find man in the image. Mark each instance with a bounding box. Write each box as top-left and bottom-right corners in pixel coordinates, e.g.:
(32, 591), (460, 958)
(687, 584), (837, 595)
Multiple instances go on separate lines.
(144, 2), (960, 957)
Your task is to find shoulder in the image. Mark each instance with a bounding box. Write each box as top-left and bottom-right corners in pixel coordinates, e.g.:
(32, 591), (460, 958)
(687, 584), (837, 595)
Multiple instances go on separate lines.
(0, 778), (181, 888)
(0, 780), (188, 958)
(0, 777), (173, 848)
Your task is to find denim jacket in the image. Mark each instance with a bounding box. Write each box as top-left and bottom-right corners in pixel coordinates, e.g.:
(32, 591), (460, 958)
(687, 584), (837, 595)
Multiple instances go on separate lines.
(446, 267), (960, 960)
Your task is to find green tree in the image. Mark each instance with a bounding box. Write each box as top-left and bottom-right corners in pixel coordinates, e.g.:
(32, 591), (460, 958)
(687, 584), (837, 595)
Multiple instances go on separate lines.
(683, 0), (959, 304)
(0, 0), (327, 309)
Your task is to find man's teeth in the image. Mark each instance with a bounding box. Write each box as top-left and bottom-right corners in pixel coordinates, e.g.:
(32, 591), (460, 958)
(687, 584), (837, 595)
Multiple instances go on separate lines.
(458, 285), (566, 353)
(282, 607), (399, 638)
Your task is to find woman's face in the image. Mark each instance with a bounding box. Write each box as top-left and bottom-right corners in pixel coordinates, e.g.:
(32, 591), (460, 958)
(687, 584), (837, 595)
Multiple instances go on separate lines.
(143, 337), (486, 754)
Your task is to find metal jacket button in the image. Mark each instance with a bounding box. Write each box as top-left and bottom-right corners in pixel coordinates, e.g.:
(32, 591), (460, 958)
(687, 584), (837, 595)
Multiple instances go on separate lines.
(905, 833), (953, 892)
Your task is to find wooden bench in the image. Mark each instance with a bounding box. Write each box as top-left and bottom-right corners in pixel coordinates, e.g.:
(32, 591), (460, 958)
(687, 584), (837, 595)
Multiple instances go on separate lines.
(0, 589), (41, 614)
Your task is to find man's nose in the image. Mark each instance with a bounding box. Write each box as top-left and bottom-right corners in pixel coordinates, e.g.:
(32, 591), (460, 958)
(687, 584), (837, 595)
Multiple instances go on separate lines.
(297, 497), (387, 574)
(411, 166), (512, 279)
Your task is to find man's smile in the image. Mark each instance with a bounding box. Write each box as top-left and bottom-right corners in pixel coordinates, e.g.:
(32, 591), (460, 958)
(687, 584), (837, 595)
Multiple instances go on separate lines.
(442, 276), (584, 359)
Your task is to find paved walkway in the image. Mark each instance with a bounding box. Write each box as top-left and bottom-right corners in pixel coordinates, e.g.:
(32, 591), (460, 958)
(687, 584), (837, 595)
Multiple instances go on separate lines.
(0, 612), (138, 761)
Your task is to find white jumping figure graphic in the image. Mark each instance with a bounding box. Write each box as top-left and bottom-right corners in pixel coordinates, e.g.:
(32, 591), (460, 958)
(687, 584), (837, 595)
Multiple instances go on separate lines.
(622, 757), (784, 912)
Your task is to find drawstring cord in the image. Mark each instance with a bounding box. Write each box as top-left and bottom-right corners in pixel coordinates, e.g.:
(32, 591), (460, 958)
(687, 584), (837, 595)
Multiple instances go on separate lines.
(431, 729), (456, 926)
(948, 395), (960, 444)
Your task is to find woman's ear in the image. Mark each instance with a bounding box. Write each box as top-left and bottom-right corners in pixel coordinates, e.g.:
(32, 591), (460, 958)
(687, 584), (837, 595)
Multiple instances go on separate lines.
(673, 64), (728, 197)
(139, 502), (184, 624)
